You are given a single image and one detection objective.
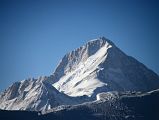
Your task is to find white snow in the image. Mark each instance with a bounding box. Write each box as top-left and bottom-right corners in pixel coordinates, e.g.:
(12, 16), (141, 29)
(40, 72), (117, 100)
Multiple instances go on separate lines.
(96, 92), (119, 101)
(53, 42), (112, 97)
(0, 78), (79, 111)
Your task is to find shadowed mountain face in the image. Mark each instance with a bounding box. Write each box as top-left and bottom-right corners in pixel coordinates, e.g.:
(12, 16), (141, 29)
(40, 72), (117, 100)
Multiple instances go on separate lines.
(0, 37), (159, 111)
(0, 90), (159, 120)
(98, 41), (159, 92)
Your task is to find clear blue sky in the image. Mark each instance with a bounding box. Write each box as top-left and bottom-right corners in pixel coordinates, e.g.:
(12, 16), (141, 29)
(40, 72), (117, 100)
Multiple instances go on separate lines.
(0, 0), (159, 91)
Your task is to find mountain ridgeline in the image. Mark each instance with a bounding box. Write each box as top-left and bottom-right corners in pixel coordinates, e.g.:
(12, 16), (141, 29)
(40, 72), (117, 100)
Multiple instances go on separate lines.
(0, 37), (159, 112)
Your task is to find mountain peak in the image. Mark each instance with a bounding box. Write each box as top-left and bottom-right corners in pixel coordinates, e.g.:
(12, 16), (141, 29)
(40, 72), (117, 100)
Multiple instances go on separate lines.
(52, 37), (113, 81)
(86, 36), (114, 47)
(52, 37), (159, 97)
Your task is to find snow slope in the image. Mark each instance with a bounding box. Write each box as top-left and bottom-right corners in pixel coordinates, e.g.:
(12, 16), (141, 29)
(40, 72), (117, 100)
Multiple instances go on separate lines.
(53, 39), (111, 97)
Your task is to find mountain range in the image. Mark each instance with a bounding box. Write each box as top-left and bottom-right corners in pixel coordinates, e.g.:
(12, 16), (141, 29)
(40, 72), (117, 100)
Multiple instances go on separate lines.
(0, 37), (159, 119)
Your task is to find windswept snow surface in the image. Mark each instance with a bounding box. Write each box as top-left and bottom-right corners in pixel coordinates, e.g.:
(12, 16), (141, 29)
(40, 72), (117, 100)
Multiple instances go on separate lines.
(53, 41), (112, 97)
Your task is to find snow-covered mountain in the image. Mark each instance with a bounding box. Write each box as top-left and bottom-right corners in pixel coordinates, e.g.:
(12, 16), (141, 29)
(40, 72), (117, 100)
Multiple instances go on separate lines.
(0, 37), (159, 111)
(52, 37), (159, 97)
(0, 76), (88, 111)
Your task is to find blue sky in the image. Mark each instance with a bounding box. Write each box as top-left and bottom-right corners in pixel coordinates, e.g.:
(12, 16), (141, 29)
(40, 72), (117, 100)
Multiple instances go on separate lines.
(0, 0), (159, 91)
